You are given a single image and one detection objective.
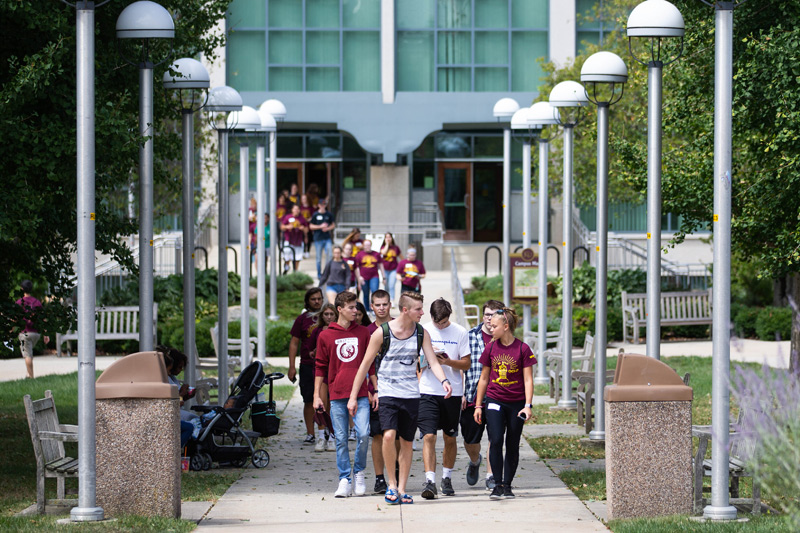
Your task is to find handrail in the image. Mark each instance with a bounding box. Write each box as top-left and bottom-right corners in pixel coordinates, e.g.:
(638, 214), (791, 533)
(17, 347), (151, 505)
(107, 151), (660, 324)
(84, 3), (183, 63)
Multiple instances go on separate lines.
(484, 245), (501, 278)
(451, 249), (469, 328)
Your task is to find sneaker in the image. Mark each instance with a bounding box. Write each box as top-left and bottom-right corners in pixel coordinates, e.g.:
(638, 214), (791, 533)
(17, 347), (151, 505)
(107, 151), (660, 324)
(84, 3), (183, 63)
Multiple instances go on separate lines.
(335, 478), (353, 498)
(374, 477), (388, 494)
(489, 484), (504, 500)
(354, 471), (366, 496)
(486, 475), (496, 491)
(441, 477), (455, 496)
(466, 454), (482, 486)
(349, 427), (357, 441)
(503, 485), (515, 499)
(421, 480), (438, 500)
(326, 437), (336, 452)
(314, 436), (325, 452)
(303, 252), (310, 259)
(303, 434), (315, 445)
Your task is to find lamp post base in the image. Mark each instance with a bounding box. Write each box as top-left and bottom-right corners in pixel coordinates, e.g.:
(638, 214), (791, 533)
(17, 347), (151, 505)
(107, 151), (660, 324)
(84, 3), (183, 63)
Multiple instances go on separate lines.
(268, 315), (279, 321)
(703, 505), (738, 521)
(555, 399), (577, 410)
(534, 377), (549, 386)
(588, 429), (605, 441)
(70, 506), (105, 522)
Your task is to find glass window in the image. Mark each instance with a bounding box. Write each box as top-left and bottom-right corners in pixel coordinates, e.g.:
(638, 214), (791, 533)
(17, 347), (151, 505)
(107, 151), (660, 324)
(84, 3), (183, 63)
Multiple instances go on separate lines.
(414, 137), (435, 159)
(475, 32), (507, 64)
(397, 32), (434, 91)
(278, 135), (304, 158)
(438, 0), (471, 28)
(475, 0), (507, 28)
(397, 0), (435, 28)
(438, 32), (471, 64)
(269, 31), (302, 63)
(512, 0), (548, 28)
(307, 0), (339, 27)
(437, 68), (470, 91)
(269, 67), (302, 90)
(475, 67), (507, 91)
(413, 161), (435, 189)
(344, 0), (380, 27)
(343, 161), (367, 188)
(228, 0), (265, 28)
(511, 31), (547, 91)
(228, 32), (266, 91)
(436, 134), (471, 158)
(473, 135), (503, 157)
(307, 31), (340, 64)
(269, 0), (302, 27)
(307, 67), (340, 90)
(343, 135), (365, 158)
(307, 135), (342, 158)
(344, 32), (380, 90)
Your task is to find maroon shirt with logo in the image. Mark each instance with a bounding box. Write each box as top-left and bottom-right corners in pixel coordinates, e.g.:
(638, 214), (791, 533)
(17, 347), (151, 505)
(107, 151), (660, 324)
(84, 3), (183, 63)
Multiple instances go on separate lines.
(356, 250), (382, 280)
(381, 245), (401, 272)
(479, 338), (536, 403)
(290, 311), (318, 365)
(397, 259), (426, 289)
(281, 214), (308, 247)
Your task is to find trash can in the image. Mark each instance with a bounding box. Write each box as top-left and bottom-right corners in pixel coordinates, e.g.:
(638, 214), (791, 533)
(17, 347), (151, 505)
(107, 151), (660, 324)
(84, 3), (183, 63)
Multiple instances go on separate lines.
(605, 353), (693, 519)
(95, 351), (180, 518)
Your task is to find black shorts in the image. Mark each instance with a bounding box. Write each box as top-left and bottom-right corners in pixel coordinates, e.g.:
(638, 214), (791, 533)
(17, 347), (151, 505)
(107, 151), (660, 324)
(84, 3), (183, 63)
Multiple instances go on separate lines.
(459, 405), (485, 445)
(417, 394), (462, 437)
(378, 396), (420, 442)
(401, 284), (420, 294)
(299, 363), (315, 404)
(369, 407), (383, 437)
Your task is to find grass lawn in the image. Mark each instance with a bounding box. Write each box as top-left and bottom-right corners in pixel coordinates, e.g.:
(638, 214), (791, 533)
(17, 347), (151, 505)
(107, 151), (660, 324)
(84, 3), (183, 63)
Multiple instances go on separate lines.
(608, 514), (794, 532)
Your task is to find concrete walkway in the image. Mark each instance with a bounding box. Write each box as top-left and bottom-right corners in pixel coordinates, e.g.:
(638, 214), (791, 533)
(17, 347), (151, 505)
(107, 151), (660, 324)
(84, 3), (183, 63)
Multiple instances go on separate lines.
(196, 386), (609, 532)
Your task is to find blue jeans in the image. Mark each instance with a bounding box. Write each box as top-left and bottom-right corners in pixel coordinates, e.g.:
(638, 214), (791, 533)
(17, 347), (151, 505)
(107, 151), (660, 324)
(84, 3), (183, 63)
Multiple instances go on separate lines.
(330, 397), (370, 480)
(314, 238), (333, 279)
(180, 420), (194, 449)
(362, 277), (380, 312)
(384, 269), (397, 302)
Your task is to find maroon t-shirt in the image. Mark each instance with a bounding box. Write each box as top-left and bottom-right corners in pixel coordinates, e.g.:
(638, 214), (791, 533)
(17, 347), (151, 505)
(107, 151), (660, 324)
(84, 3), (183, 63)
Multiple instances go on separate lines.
(356, 250), (382, 280)
(291, 311), (318, 366)
(397, 259), (426, 289)
(479, 338), (536, 403)
(281, 214), (307, 246)
(481, 329), (492, 346)
(16, 295), (42, 333)
(380, 245), (401, 271)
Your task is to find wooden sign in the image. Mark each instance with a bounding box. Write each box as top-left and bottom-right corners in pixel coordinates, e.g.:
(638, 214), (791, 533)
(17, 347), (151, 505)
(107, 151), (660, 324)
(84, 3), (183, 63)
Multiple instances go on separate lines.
(511, 248), (539, 304)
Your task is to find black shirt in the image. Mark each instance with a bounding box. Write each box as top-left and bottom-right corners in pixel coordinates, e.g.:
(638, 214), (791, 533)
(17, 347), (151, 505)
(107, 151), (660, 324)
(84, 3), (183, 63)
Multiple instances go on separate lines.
(310, 211), (335, 241)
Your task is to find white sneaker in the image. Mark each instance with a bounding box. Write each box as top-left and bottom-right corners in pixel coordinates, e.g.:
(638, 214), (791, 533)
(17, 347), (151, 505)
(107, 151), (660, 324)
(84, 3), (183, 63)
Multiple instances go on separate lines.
(354, 471), (366, 496)
(335, 478), (352, 498)
(327, 437), (337, 452)
(315, 436), (326, 452)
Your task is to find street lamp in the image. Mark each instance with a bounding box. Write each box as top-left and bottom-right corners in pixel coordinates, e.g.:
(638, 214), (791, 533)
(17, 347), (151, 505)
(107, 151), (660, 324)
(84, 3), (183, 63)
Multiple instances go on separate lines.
(162, 57), (210, 395)
(549, 80), (589, 409)
(259, 99), (286, 324)
(229, 106), (264, 369)
(581, 51), (628, 441)
(627, 0), (685, 361)
(116, 0), (175, 352)
(206, 85), (243, 405)
(494, 97), (521, 306)
(528, 102), (561, 386)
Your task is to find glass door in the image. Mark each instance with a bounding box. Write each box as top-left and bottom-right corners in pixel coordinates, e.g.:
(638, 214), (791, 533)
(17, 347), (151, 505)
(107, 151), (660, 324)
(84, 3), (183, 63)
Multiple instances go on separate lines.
(473, 162), (502, 242)
(438, 162), (471, 241)
(277, 162), (303, 201)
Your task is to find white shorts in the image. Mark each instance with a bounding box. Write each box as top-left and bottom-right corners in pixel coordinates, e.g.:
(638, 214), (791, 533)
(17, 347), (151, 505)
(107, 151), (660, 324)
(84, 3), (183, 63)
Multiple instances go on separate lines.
(282, 243), (303, 262)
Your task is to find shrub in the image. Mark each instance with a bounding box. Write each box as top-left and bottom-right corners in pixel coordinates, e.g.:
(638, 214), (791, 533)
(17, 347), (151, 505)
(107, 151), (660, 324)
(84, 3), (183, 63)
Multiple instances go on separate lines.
(469, 275), (503, 293)
(755, 306), (792, 341)
(266, 323), (292, 355)
(572, 263), (596, 304)
(572, 307), (595, 347)
(733, 305), (762, 338)
(249, 271), (313, 292)
(570, 263), (647, 306)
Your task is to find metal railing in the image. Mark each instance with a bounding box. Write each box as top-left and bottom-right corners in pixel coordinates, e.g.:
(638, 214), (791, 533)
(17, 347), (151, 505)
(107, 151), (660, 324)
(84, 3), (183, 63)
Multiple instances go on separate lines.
(451, 249), (469, 329)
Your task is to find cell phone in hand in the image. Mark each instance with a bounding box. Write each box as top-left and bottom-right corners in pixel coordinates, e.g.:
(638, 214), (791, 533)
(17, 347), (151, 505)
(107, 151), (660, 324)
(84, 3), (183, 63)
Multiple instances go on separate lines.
(518, 412), (528, 421)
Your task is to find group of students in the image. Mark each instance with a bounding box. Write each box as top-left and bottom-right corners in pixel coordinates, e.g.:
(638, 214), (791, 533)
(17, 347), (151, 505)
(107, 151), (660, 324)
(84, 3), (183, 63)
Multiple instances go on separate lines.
(287, 286), (535, 504)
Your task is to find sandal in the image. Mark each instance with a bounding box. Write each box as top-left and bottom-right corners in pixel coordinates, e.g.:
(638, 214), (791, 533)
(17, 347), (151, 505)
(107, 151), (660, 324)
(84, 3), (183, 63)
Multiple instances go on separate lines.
(401, 493), (414, 504)
(385, 488), (399, 505)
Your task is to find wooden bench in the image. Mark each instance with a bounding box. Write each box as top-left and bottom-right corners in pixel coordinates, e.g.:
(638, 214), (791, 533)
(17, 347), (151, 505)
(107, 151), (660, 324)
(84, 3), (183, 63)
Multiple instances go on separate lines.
(548, 332), (594, 401)
(24, 390), (78, 514)
(621, 289), (712, 344)
(56, 304), (158, 356)
(463, 304), (480, 329)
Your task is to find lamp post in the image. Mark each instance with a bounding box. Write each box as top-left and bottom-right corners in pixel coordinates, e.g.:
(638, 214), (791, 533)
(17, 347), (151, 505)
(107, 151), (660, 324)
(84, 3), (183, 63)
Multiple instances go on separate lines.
(229, 106), (263, 369)
(206, 86), (243, 405)
(698, 0), (738, 520)
(116, 0), (175, 352)
(528, 102), (561, 386)
(627, 0), (685, 361)
(259, 99), (286, 323)
(494, 98), (520, 306)
(549, 80), (589, 410)
(581, 51), (628, 441)
(163, 57), (210, 393)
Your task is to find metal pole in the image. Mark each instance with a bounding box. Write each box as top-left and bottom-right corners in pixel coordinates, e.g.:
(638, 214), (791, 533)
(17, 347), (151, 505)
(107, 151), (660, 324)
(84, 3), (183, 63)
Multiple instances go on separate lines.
(257, 141), (267, 358)
(72, 2), (104, 522)
(704, 3), (737, 520)
(218, 130), (229, 405)
(502, 126), (511, 305)
(589, 103), (609, 441)
(522, 140), (532, 348)
(139, 63), (154, 352)
(646, 62), (663, 360)
(240, 143), (251, 368)
(536, 138), (550, 385)
(559, 125), (577, 408)
(269, 131), (279, 321)
(182, 110), (196, 389)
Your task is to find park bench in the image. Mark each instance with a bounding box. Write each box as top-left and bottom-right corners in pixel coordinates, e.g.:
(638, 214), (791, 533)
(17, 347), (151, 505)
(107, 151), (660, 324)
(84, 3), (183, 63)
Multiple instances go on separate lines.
(548, 331), (594, 401)
(208, 323), (257, 383)
(23, 390), (78, 514)
(693, 406), (761, 514)
(463, 304), (480, 329)
(56, 304), (158, 356)
(621, 289), (712, 344)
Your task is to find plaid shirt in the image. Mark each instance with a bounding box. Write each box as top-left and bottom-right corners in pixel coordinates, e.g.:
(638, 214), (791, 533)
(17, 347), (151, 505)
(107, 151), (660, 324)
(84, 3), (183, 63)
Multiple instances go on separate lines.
(464, 323), (488, 404)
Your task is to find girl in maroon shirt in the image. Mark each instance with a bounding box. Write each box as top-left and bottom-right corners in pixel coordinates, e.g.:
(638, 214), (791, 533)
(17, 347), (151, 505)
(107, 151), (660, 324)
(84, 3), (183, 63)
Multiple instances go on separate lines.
(474, 307), (535, 500)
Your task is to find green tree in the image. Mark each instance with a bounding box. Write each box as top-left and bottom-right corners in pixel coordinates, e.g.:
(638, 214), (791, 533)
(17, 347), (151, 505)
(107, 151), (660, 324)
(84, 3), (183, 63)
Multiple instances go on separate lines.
(0, 0), (230, 342)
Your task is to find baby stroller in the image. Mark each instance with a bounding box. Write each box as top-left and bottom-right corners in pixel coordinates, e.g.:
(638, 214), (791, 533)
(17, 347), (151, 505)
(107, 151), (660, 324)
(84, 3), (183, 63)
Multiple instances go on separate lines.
(188, 361), (284, 470)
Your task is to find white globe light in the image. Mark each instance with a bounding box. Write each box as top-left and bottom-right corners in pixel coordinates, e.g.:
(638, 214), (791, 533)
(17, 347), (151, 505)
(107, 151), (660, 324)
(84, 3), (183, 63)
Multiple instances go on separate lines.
(493, 97), (520, 119)
(162, 58), (209, 90)
(206, 86), (243, 113)
(549, 81), (589, 108)
(627, 0), (685, 38)
(528, 102), (560, 128)
(229, 106), (262, 131)
(581, 51), (628, 84)
(259, 99), (286, 122)
(116, 1), (175, 39)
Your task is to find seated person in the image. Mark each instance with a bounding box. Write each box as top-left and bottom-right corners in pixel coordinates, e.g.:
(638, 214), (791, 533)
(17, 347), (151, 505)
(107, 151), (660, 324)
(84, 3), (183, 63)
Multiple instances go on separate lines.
(159, 345), (198, 448)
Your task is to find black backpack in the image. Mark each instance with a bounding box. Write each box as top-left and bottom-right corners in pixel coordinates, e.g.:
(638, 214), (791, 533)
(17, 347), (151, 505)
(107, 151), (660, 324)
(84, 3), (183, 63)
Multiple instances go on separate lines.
(374, 322), (425, 373)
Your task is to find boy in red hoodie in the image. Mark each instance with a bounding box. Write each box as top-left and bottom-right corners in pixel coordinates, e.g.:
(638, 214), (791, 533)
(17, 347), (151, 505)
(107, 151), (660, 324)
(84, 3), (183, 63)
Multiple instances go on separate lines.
(314, 291), (375, 498)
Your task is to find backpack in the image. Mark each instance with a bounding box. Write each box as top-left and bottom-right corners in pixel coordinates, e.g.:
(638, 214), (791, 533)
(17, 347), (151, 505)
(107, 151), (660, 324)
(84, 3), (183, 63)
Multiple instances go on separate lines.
(374, 322), (425, 373)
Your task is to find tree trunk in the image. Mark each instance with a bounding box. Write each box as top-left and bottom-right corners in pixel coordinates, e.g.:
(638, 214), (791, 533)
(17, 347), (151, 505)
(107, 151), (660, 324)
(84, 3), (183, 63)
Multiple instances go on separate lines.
(790, 273), (800, 373)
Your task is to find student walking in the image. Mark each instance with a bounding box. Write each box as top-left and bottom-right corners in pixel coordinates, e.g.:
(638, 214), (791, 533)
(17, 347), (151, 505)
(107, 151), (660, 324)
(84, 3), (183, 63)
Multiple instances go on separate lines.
(309, 199), (336, 279)
(288, 288), (325, 444)
(474, 307), (535, 500)
(15, 280), (47, 379)
(319, 245), (350, 304)
(280, 204), (308, 273)
(314, 291), (374, 497)
(396, 248), (425, 294)
(380, 233), (401, 302)
(309, 303), (337, 452)
(365, 289), (392, 493)
(348, 292), (452, 505)
(355, 240), (385, 313)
